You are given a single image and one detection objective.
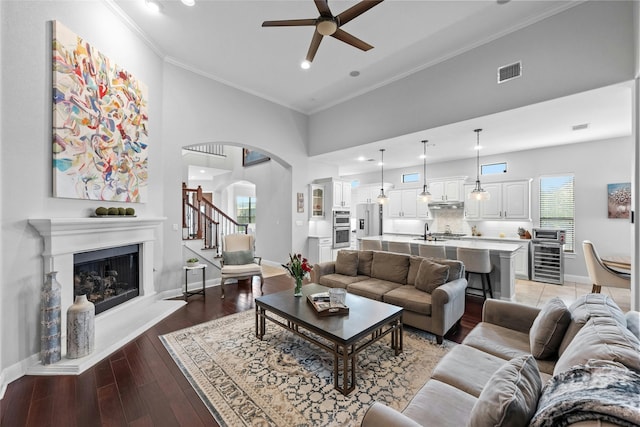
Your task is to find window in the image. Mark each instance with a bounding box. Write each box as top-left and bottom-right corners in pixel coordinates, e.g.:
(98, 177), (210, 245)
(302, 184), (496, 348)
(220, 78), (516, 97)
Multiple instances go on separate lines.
(481, 162), (507, 175)
(539, 175), (575, 252)
(402, 173), (420, 183)
(236, 196), (256, 224)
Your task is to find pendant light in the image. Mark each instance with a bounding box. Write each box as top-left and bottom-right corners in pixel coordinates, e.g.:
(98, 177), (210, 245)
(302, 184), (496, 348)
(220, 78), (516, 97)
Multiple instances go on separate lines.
(377, 149), (388, 204)
(469, 128), (490, 201)
(418, 140), (432, 202)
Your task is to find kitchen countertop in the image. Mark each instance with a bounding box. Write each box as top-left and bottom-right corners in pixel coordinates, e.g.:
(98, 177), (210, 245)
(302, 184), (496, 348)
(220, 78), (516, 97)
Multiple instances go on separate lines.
(361, 234), (522, 253)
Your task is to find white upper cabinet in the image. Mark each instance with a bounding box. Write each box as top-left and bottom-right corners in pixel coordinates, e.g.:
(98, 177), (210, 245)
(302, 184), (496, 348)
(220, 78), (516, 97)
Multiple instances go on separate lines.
(309, 184), (325, 218)
(388, 189), (418, 218)
(502, 181), (530, 219)
(463, 179), (531, 221)
(356, 184), (379, 204)
(429, 179), (463, 202)
(332, 180), (351, 209)
(463, 184), (480, 219)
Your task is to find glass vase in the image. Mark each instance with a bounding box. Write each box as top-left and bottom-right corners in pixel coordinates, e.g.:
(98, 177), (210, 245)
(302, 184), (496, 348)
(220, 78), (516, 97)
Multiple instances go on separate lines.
(294, 277), (303, 297)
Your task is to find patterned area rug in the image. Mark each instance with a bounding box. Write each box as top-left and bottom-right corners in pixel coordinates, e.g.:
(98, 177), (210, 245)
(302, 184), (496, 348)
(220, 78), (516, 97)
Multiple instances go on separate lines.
(160, 310), (452, 426)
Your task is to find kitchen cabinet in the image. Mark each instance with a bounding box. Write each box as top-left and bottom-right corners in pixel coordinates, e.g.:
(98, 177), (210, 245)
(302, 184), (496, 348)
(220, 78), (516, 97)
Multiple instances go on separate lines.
(308, 237), (333, 265)
(417, 199), (432, 218)
(309, 184), (325, 218)
(429, 179), (462, 202)
(514, 244), (530, 279)
(355, 183), (393, 204)
(313, 178), (351, 211)
(332, 180), (351, 209)
(463, 184), (480, 219)
(465, 180), (531, 220)
(388, 189), (417, 218)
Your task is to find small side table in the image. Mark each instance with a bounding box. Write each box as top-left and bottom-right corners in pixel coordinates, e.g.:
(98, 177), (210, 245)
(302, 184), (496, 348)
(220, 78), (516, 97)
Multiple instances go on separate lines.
(183, 264), (206, 301)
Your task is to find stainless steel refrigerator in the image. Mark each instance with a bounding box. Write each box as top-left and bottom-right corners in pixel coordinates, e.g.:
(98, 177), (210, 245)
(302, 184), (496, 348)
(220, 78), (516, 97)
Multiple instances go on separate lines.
(356, 203), (382, 239)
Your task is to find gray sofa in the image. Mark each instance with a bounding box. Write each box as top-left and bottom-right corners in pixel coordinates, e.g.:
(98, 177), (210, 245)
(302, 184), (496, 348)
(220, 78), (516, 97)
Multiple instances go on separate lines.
(361, 293), (640, 427)
(312, 249), (467, 344)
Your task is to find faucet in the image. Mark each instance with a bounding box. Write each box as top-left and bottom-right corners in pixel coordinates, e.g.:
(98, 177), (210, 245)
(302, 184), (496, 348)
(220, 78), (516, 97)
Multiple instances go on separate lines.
(423, 222), (430, 240)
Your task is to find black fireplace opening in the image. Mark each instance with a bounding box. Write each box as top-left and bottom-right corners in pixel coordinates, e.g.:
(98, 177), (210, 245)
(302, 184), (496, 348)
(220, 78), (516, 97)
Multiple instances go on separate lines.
(73, 244), (140, 315)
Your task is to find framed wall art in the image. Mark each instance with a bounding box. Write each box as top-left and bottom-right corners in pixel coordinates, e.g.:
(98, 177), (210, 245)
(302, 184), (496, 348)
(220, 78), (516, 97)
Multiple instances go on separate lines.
(607, 182), (631, 219)
(242, 149), (270, 167)
(52, 21), (149, 202)
(297, 192), (304, 213)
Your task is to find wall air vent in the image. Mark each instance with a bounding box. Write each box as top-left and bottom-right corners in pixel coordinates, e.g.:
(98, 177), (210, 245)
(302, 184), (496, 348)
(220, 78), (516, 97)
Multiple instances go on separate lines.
(497, 61), (522, 84)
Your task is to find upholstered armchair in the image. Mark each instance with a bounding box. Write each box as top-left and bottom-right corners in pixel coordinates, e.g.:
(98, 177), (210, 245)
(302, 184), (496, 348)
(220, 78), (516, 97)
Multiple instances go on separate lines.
(220, 233), (263, 298)
(583, 240), (630, 293)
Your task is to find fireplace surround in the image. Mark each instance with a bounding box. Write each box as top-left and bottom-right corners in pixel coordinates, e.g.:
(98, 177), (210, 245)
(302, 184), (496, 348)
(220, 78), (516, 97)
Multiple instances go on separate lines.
(28, 217), (184, 375)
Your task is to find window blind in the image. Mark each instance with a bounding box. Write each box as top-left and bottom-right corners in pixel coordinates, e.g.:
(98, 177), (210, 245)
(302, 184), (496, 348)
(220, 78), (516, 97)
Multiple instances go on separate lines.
(539, 175), (575, 252)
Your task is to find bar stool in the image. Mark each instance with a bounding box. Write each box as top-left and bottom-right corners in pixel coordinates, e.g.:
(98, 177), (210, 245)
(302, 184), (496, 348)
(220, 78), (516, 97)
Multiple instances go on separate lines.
(419, 245), (446, 259)
(387, 241), (412, 254)
(456, 247), (493, 299)
(361, 240), (382, 251)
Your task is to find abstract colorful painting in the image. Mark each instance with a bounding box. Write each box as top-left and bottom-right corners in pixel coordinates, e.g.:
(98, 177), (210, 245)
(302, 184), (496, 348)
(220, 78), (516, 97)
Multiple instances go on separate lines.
(52, 21), (148, 202)
(607, 182), (631, 219)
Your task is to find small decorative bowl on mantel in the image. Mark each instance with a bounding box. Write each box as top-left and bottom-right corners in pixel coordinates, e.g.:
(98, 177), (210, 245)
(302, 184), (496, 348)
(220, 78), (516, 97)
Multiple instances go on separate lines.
(186, 258), (199, 268)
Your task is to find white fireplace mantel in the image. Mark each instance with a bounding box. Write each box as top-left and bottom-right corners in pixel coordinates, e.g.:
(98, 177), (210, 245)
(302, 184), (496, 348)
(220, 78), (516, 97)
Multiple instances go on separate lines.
(28, 216), (184, 375)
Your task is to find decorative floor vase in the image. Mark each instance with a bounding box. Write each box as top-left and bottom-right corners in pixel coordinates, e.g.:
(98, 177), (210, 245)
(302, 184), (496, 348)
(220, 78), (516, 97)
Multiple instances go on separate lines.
(294, 278), (303, 297)
(41, 272), (62, 365)
(66, 294), (95, 359)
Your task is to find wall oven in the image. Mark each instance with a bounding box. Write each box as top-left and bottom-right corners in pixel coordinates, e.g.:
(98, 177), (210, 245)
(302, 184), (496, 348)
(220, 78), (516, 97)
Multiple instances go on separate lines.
(530, 228), (565, 285)
(333, 210), (351, 249)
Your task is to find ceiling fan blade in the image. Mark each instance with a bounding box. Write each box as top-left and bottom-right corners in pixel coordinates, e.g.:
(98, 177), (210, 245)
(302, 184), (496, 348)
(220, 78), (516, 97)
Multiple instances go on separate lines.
(331, 28), (373, 51)
(314, 0), (332, 17)
(262, 19), (317, 27)
(337, 0), (384, 26)
(306, 31), (324, 62)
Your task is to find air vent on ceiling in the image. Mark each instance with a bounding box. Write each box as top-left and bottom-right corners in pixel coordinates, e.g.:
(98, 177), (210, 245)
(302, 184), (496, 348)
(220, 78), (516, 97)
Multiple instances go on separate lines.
(572, 123), (589, 131)
(497, 61), (522, 84)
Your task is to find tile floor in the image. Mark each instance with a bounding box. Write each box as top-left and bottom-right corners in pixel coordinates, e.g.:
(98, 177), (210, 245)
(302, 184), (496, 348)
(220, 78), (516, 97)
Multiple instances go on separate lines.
(514, 279), (631, 312)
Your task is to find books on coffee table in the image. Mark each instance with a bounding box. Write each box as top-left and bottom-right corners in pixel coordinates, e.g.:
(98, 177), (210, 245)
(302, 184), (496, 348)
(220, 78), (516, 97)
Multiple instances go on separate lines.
(307, 292), (349, 316)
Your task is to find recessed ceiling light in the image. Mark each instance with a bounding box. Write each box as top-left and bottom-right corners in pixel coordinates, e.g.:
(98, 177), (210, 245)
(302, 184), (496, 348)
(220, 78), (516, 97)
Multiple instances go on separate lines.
(349, 71), (360, 77)
(200, 169), (205, 173)
(357, 156), (366, 161)
(181, 0), (195, 6)
(300, 60), (311, 70)
(144, 0), (161, 13)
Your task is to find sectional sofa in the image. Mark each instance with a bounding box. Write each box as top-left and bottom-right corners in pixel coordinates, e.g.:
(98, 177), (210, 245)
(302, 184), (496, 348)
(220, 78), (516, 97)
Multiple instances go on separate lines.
(312, 249), (467, 344)
(361, 293), (640, 427)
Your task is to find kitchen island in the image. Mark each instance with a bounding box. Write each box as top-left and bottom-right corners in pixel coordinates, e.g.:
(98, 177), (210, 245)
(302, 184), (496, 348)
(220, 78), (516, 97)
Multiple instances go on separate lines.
(360, 235), (522, 301)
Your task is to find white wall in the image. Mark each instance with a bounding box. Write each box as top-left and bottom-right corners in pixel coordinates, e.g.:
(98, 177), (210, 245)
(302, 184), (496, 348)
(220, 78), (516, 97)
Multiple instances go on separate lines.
(309, 1), (635, 156)
(347, 137), (633, 279)
(0, 0), (165, 383)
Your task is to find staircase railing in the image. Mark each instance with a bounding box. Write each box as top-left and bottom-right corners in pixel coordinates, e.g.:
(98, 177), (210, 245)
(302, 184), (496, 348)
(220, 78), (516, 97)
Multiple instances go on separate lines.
(182, 183), (248, 252)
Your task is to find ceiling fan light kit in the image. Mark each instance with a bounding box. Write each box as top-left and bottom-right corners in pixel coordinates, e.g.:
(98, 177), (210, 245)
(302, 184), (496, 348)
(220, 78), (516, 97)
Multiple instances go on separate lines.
(262, 0), (384, 65)
(469, 129), (491, 201)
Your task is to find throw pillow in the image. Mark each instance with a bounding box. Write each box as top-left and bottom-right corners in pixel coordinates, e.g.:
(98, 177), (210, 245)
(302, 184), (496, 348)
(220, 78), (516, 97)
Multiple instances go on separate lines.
(468, 355), (542, 427)
(414, 259), (450, 293)
(529, 297), (571, 359)
(335, 250), (358, 276)
(357, 250), (374, 276)
(222, 250), (254, 265)
(371, 251), (410, 284)
(407, 256), (423, 286)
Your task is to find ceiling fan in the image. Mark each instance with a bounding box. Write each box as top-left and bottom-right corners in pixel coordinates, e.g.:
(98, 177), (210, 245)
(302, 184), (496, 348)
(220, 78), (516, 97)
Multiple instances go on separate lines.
(262, 0), (384, 65)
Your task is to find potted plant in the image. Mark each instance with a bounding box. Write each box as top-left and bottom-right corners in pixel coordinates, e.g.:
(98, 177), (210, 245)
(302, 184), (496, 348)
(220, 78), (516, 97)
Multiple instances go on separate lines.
(186, 257), (199, 267)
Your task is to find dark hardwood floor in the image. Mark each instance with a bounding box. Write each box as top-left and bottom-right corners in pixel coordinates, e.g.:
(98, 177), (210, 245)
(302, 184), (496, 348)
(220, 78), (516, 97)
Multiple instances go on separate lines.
(0, 275), (483, 427)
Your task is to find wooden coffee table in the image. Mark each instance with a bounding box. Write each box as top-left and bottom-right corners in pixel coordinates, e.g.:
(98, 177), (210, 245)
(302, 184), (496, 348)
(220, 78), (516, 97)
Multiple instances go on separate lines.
(255, 283), (403, 395)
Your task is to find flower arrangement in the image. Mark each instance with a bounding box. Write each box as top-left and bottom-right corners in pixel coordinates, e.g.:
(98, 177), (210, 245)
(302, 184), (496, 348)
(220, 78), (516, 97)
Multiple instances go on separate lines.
(282, 253), (313, 296)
